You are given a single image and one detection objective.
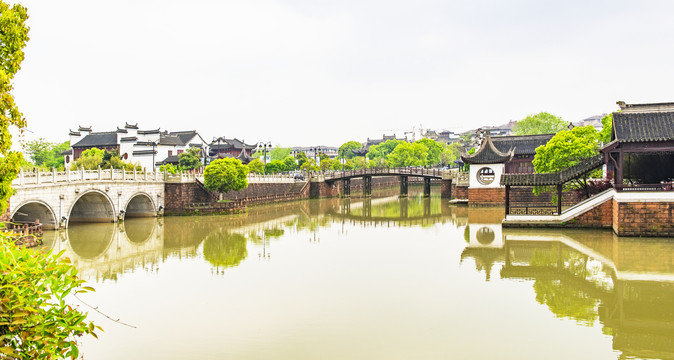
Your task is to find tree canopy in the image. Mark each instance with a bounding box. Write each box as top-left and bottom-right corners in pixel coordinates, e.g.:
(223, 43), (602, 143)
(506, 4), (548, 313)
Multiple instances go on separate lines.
(246, 158), (264, 174)
(270, 145), (291, 161)
(386, 142), (428, 167)
(367, 139), (404, 167)
(178, 147), (202, 170)
(532, 125), (601, 197)
(598, 113), (613, 144)
(23, 139), (69, 170)
(414, 138), (442, 166)
(204, 158), (249, 193)
(513, 112), (567, 135)
(264, 159), (285, 174)
(338, 141), (362, 159)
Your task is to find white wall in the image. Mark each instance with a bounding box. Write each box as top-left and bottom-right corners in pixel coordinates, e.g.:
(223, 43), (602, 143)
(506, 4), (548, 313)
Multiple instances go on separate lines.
(468, 163), (505, 189)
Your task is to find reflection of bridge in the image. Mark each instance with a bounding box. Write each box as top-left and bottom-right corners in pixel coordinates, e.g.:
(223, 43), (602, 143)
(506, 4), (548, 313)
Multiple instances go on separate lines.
(325, 197), (448, 227)
(318, 168), (452, 198)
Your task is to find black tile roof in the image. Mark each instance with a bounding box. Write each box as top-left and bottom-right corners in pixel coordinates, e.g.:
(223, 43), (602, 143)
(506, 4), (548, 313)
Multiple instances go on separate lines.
(612, 111), (674, 143)
(61, 149), (72, 155)
(125, 122), (139, 129)
(69, 130), (80, 136)
(133, 150), (156, 156)
(500, 154), (604, 186)
(78, 126), (92, 132)
(156, 155), (179, 165)
(138, 129), (160, 135)
(169, 131), (199, 145)
(159, 135), (183, 146)
(461, 135), (514, 164)
(120, 136), (138, 142)
(491, 134), (554, 156)
(72, 132), (118, 148)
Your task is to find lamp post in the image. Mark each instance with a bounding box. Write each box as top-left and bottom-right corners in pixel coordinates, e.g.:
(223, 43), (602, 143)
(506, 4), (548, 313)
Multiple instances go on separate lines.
(258, 142), (272, 172)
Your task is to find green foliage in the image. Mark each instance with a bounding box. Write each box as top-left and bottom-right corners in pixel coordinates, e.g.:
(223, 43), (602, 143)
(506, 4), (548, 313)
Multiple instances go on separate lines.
(0, 2), (29, 215)
(319, 157), (338, 171)
(386, 142), (428, 167)
(282, 156), (296, 171)
(351, 157), (367, 169)
(338, 141), (361, 159)
(246, 158), (264, 174)
(295, 151), (308, 167)
(270, 146), (291, 161)
(513, 112), (567, 135)
(202, 231), (248, 269)
(264, 160), (285, 174)
(72, 147), (104, 170)
(414, 138), (443, 166)
(23, 139), (69, 170)
(367, 140), (405, 166)
(159, 163), (177, 174)
(300, 158), (319, 172)
(342, 159), (355, 170)
(0, 237), (101, 359)
(532, 125), (601, 197)
(598, 113), (613, 144)
(204, 158), (249, 193)
(178, 148), (202, 170)
(440, 142), (462, 167)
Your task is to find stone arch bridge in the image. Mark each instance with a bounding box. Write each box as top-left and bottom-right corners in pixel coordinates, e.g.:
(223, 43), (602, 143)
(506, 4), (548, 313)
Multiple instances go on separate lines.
(8, 168), (165, 229)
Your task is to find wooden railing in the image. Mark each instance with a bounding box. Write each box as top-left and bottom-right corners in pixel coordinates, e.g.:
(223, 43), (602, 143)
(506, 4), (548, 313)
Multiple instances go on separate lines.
(508, 206), (559, 216)
(615, 183), (673, 191)
(320, 168), (448, 181)
(3, 222), (44, 247)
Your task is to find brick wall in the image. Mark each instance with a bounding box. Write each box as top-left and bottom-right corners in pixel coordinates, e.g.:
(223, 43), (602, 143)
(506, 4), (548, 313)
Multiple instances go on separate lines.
(310, 181), (340, 198)
(223, 182), (307, 201)
(454, 185), (468, 199)
(568, 199), (613, 228)
(164, 183), (213, 211)
(468, 188), (505, 205)
(613, 201), (674, 237)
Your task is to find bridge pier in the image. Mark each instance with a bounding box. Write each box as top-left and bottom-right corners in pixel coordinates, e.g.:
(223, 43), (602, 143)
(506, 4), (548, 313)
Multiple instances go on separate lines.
(441, 179), (453, 199)
(399, 176), (408, 197)
(423, 178), (431, 197)
(363, 176), (372, 197)
(341, 178), (351, 198)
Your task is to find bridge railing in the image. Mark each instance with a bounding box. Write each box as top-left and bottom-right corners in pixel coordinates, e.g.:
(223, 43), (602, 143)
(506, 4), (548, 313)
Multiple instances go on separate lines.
(320, 167), (450, 181)
(13, 167), (164, 186)
(162, 171), (303, 184)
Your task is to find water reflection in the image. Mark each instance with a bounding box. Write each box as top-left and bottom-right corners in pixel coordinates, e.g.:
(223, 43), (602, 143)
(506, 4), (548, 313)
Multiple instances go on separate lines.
(43, 194), (674, 360)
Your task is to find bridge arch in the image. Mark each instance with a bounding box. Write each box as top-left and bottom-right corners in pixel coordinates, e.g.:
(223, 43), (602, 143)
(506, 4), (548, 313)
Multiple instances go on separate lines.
(124, 192), (156, 218)
(68, 190), (116, 225)
(11, 200), (58, 230)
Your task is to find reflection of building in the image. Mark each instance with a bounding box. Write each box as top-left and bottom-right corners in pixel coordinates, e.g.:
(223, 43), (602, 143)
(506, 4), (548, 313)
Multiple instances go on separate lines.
(460, 210), (504, 281)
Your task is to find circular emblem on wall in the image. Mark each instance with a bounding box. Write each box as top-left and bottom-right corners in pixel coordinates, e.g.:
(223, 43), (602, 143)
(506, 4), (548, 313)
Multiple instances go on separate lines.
(123, 153), (128, 160)
(477, 167), (495, 185)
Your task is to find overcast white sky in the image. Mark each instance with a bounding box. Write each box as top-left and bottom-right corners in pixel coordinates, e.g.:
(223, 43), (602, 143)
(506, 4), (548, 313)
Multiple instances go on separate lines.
(11, 0), (674, 147)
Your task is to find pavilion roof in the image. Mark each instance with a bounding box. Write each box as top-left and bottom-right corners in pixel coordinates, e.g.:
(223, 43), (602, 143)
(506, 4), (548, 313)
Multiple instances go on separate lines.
(612, 111), (674, 143)
(461, 134), (514, 164)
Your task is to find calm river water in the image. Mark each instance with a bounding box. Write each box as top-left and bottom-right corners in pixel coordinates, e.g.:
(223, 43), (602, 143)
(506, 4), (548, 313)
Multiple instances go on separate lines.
(42, 190), (674, 359)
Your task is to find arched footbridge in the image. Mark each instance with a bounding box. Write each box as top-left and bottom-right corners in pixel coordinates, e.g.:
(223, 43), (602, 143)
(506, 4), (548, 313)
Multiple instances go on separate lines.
(9, 169), (165, 229)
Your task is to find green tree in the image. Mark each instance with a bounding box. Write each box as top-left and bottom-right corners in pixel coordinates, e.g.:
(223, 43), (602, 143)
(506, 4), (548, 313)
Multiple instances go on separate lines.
(320, 157), (338, 171)
(282, 156), (296, 171)
(270, 145), (291, 161)
(0, 1), (30, 215)
(513, 112), (567, 135)
(300, 158), (319, 172)
(159, 163), (177, 174)
(532, 125), (601, 198)
(414, 138), (443, 166)
(342, 159), (355, 170)
(386, 142), (429, 167)
(178, 147), (202, 171)
(72, 147), (104, 170)
(0, 4), (101, 358)
(351, 157), (367, 169)
(598, 113), (613, 144)
(338, 141), (362, 159)
(23, 139), (69, 170)
(440, 142), (462, 167)
(264, 159), (285, 174)
(295, 151), (308, 168)
(247, 158), (264, 174)
(367, 139), (405, 167)
(204, 158), (249, 193)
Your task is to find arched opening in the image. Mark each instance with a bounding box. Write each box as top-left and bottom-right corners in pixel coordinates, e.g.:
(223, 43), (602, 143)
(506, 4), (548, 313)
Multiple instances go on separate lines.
(67, 223), (115, 259)
(11, 201), (57, 230)
(124, 218), (155, 244)
(69, 191), (115, 224)
(125, 194), (155, 218)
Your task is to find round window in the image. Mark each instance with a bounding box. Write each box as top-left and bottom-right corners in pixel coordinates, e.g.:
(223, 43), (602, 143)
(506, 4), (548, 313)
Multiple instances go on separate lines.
(477, 167), (495, 185)
(476, 227), (495, 245)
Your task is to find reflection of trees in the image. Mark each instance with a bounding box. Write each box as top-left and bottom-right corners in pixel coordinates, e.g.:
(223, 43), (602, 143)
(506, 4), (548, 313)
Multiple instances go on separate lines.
(202, 232), (248, 269)
(530, 248), (602, 325)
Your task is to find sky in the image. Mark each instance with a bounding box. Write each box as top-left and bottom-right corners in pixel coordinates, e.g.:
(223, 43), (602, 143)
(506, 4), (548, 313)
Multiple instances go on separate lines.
(11, 0), (674, 147)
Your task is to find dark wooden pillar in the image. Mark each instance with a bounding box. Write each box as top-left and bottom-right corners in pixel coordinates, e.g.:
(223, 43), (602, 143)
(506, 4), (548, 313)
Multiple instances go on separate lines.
(342, 178), (350, 198)
(616, 149), (624, 185)
(423, 177), (431, 197)
(556, 184), (562, 215)
(399, 175), (408, 197)
(505, 185), (510, 215)
(363, 176), (372, 197)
